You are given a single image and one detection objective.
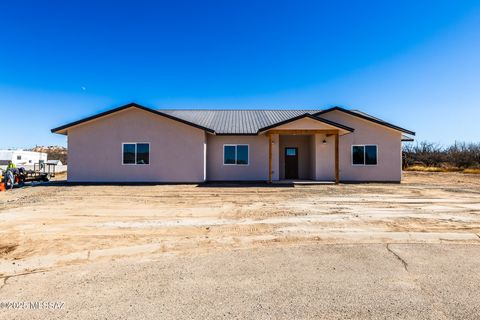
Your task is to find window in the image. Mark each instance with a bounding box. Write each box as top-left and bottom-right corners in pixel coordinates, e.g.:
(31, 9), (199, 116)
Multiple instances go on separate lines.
(136, 143), (150, 164)
(224, 145), (236, 164)
(123, 144), (136, 164)
(286, 148), (297, 156)
(123, 143), (150, 165)
(352, 146), (364, 165)
(236, 145), (248, 165)
(223, 144), (249, 165)
(17, 155), (21, 160)
(352, 145), (377, 166)
(364, 145), (377, 165)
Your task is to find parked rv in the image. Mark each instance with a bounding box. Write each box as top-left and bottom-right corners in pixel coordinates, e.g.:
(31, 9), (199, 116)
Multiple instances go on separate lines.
(0, 150), (47, 167)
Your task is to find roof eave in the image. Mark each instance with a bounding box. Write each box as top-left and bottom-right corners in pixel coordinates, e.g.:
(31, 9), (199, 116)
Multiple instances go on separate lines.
(314, 107), (415, 136)
(51, 103), (215, 134)
(401, 134), (415, 142)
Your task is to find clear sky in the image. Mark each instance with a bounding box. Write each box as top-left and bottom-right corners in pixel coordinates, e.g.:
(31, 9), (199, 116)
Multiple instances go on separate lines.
(1, 0), (479, 148)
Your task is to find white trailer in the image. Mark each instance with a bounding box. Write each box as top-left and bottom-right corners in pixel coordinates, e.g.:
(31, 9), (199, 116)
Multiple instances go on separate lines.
(0, 150), (48, 167)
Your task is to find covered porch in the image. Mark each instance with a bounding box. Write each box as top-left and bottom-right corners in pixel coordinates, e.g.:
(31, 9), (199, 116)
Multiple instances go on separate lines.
(260, 114), (354, 184)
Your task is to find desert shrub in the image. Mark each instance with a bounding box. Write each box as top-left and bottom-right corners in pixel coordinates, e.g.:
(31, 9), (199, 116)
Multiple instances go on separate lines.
(445, 142), (480, 168)
(402, 141), (446, 168)
(403, 141), (480, 169)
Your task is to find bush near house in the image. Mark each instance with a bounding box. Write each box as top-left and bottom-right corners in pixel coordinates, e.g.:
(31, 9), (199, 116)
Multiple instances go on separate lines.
(403, 141), (480, 173)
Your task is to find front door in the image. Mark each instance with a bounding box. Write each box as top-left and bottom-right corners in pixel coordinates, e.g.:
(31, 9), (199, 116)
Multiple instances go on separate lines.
(285, 147), (299, 179)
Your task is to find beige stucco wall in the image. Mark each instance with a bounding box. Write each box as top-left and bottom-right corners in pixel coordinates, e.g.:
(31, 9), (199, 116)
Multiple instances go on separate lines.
(271, 134), (280, 181)
(320, 110), (403, 182)
(314, 133), (336, 181)
(206, 135), (269, 181)
(309, 135), (316, 180)
(67, 107), (206, 182)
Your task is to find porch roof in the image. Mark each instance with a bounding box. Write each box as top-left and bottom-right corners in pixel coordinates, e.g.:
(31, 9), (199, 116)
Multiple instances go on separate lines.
(257, 113), (354, 135)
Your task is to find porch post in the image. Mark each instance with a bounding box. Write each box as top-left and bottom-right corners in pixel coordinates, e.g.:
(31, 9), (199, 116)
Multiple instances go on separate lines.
(335, 132), (339, 184)
(268, 133), (272, 183)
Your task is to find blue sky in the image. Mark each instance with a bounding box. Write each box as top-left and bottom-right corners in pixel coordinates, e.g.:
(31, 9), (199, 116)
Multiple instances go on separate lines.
(1, 0), (479, 148)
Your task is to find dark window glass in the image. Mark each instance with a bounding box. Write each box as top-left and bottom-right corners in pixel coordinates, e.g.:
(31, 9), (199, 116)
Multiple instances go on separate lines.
(352, 146), (365, 165)
(136, 143), (150, 164)
(286, 148), (297, 156)
(123, 144), (136, 164)
(17, 155), (21, 160)
(236, 145), (249, 165)
(224, 146), (236, 164)
(365, 145), (377, 165)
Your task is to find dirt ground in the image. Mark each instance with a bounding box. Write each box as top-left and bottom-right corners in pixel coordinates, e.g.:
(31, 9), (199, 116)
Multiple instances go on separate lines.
(1, 172), (480, 319)
(1, 243), (480, 320)
(0, 171), (479, 276)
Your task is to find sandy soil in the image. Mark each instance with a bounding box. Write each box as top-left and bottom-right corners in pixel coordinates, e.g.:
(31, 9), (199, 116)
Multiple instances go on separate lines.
(1, 244), (480, 320)
(0, 172), (479, 277)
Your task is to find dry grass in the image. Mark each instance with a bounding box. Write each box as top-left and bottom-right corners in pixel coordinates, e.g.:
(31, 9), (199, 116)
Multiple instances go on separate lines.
(463, 168), (480, 174)
(404, 165), (457, 172)
(405, 165), (480, 174)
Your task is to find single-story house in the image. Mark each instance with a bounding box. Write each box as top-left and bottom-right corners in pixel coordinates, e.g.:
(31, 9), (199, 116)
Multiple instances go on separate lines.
(51, 103), (415, 183)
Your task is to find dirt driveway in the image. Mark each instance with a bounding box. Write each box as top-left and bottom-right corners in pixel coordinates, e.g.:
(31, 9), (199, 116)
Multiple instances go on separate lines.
(0, 172), (480, 319)
(0, 171), (479, 276)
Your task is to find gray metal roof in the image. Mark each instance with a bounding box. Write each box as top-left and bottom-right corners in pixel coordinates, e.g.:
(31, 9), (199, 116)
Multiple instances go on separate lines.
(160, 110), (322, 134)
(51, 103), (414, 136)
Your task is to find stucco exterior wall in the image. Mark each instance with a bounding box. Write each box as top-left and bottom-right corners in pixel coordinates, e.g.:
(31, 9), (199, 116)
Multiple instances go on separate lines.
(314, 133), (336, 181)
(309, 135), (316, 180)
(67, 107), (206, 182)
(320, 110), (403, 182)
(270, 134), (280, 181)
(206, 135), (269, 181)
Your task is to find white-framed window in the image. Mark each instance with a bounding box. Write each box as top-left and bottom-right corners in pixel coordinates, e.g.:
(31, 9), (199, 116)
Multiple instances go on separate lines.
(352, 145), (378, 166)
(223, 144), (249, 165)
(122, 143), (150, 165)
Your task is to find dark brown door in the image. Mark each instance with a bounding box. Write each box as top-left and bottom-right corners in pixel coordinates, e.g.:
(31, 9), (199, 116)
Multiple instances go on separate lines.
(285, 147), (299, 179)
